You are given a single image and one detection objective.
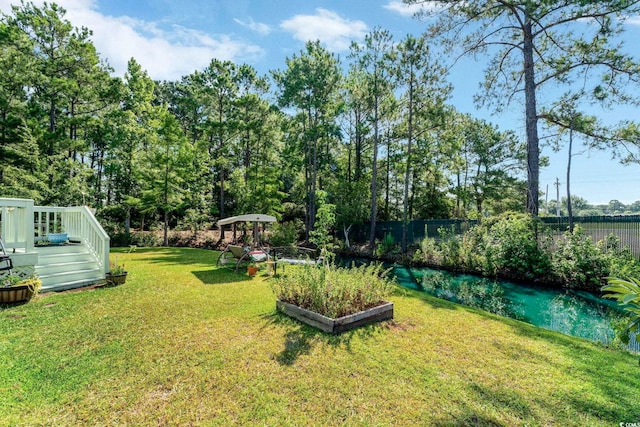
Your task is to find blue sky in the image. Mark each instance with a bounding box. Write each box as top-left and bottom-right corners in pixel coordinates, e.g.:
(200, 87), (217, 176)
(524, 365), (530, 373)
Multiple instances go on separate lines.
(2, 0), (639, 205)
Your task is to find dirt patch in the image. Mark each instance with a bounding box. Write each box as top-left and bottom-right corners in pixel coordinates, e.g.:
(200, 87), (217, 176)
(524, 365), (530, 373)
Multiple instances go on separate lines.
(383, 319), (417, 332)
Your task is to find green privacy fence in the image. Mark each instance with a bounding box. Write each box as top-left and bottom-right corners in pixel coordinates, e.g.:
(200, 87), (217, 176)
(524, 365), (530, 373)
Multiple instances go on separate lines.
(351, 219), (479, 245)
(352, 215), (640, 258)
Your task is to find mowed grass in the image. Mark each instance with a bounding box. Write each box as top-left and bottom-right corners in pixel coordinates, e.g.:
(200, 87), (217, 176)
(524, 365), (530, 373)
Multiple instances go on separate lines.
(1, 247), (639, 426)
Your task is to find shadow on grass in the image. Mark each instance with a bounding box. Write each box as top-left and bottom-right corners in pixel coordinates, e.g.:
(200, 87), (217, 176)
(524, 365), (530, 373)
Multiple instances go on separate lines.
(261, 310), (394, 366)
(423, 382), (527, 427)
(114, 247), (220, 268)
(0, 300), (30, 311)
(456, 300), (640, 422)
(516, 325), (640, 421)
(191, 269), (252, 285)
(391, 284), (640, 422)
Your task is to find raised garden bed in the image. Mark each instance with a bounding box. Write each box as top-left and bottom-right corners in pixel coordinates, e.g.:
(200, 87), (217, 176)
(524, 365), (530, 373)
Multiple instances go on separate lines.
(276, 300), (393, 334)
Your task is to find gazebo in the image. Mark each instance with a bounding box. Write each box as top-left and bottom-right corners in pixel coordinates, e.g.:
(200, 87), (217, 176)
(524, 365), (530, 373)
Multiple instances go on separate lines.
(215, 214), (276, 272)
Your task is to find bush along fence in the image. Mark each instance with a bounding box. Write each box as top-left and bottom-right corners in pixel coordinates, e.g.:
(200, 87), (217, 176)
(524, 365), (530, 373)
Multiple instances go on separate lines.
(353, 215), (640, 259)
(351, 219), (479, 246)
(541, 215), (640, 258)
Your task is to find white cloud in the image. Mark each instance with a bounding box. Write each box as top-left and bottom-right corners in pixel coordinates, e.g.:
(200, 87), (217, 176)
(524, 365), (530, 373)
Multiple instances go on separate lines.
(384, 1), (446, 17)
(280, 8), (367, 52)
(625, 15), (640, 26)
(0, 0), (264, 81)
(234, 17), (271, 35)
(384, 1), (424, 17)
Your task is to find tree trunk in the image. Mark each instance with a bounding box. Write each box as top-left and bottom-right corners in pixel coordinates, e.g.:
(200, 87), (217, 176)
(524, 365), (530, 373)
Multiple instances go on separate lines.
(163, 209), (169, 246)
(402, 73), (414, 255)
(385, 135), (390, 221)
(523, 17), (540, 216)
(567, 116), (574, 232)
(354, 108), (363, 182)
(219, 169), (225, 219)
(343, 224), (352, 249)
(368, 96), (379, 250)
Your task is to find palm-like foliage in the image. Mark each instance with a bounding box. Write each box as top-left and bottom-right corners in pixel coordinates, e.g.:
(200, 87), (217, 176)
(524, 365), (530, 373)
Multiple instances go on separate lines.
(602, 277), (640, 344)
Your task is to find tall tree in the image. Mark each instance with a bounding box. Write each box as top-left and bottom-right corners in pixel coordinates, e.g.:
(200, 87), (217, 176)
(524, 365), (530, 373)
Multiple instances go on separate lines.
(273, 40), (342, 242)
(106, 58), (156, 233)
(199, 59), (241, 219)
(155, 77), (213, 236)
(349, 28), (396, 249)
(407, 0), (640, 216)
(230, 65), (286, 217)
(7, 1), (113, 205)
(449, 113), (526, 218)
(393, 34), (451, 253)
(138, 108), (192, 246)
(0, 19), (44, 199)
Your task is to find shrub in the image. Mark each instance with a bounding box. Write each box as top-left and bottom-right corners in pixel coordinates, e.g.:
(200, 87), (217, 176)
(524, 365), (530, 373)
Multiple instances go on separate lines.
(599, 234), (640, 279)
(269, 220), (303, 247)
(375, 233), (397, 258)
(416, 213), (640, 291)
(437, 226), (463, 269)
(458, 224), (487, 273)
(479, 212), (553, 280)
(271, 263), (395, 319)
(109, 232), (132, 247)
(419, 236), (442, 265)
(175, 208), (211, 237)
(552, 226), (609, 291)
(130, 231), (161, 247)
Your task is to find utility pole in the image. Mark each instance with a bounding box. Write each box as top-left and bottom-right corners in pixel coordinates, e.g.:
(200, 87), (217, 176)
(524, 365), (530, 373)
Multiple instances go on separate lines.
(545, 184), (549, 215)
(554, 177), (561, 217)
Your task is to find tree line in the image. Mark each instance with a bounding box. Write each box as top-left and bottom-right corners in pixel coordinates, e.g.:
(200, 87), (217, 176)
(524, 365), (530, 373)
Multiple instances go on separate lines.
(1, 1), (639, 250)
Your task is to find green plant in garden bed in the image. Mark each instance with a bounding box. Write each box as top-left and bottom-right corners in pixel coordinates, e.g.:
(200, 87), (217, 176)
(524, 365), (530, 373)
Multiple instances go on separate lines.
(271, 263), (395, 319)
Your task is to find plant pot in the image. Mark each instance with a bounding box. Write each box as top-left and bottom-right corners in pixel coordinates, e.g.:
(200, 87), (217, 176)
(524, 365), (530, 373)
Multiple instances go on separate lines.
(247, 266), (258, 276)
(276, 300), (394, 334)
(0, 285), (35, 303)
(47, 233), (68, 244)
(107, 272), (127, 286)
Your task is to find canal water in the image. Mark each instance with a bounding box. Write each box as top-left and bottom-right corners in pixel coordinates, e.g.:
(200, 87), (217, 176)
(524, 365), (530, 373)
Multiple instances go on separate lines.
(387, 263), (639, 352)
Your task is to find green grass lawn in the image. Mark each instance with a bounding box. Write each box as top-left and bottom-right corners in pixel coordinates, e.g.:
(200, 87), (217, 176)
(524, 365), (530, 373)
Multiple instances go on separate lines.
(1, 247), (639, 426)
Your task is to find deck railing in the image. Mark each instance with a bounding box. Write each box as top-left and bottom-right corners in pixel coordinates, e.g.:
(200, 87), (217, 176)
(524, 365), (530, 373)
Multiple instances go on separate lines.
(0, 198), (35, 253)
(34, 205), (110, 273)
(0, 198), (110, 275)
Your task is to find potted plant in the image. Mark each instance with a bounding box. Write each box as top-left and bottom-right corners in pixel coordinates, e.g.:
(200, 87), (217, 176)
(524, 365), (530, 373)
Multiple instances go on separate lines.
(47, 221), (68, 244)
(271, 263), (395, 334)
(0, 274), (42, 303)
(247, 262), (259, 277)
(106, 262), (127, 286)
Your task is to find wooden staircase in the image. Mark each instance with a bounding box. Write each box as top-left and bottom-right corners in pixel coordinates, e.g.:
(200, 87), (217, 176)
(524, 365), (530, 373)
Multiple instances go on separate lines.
(35, 244), (105, 291)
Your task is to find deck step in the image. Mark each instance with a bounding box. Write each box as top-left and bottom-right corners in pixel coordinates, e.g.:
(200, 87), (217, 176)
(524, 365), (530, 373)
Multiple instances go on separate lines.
(34, 244), (105, 291)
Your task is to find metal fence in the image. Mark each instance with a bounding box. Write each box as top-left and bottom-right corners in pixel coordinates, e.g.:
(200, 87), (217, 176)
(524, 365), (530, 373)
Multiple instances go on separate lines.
(541, 215), (640, 257)
(351, 219), (479, 245)
(352, 215), (640, 258)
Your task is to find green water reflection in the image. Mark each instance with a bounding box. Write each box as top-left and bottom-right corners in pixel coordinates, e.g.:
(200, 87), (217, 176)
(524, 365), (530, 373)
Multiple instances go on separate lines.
(391, 265), (625, 346)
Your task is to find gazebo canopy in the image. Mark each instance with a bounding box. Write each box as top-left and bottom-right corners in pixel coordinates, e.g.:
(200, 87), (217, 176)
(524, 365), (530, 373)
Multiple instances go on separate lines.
(216, 214), (277, 227)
